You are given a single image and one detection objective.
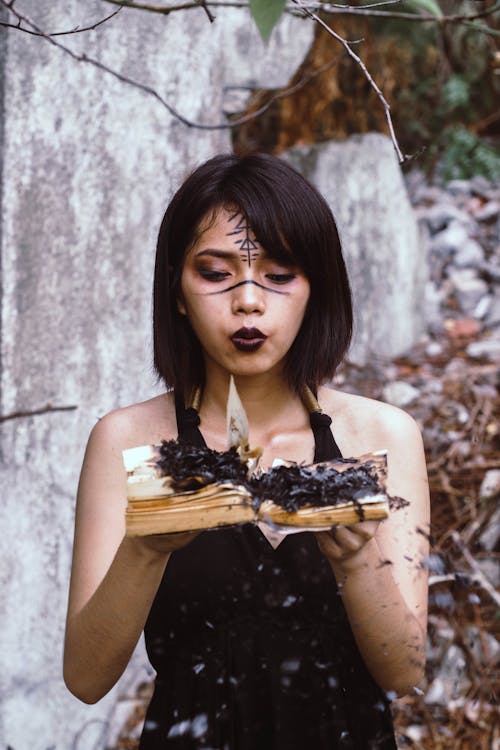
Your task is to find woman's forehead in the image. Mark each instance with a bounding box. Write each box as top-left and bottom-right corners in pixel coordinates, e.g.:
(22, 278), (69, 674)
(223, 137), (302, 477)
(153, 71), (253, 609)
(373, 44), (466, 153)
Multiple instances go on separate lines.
(187, 204), (298, 268)
(196, 206), (247, 236)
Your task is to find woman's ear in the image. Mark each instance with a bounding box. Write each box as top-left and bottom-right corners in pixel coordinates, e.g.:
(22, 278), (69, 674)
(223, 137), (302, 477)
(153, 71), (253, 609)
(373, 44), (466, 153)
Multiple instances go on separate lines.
(177, 293), (187, 316)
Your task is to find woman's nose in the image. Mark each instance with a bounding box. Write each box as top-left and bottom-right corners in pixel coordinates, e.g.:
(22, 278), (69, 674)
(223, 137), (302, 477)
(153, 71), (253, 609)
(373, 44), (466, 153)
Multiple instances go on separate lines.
(231, 281), (266, 315)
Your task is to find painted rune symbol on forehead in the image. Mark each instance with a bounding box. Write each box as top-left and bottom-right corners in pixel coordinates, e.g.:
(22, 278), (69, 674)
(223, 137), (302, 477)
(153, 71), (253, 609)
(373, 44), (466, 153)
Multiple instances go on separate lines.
(226, 211), (260, 266)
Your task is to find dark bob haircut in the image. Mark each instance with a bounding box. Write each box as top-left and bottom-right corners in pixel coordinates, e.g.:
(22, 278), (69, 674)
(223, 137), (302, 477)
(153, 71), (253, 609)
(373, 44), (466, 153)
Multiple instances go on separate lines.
(153, 152), (352, 396)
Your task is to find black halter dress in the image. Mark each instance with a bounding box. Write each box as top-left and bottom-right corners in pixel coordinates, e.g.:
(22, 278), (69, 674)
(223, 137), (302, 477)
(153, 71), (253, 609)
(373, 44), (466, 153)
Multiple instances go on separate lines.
(140, 398), (397, 750)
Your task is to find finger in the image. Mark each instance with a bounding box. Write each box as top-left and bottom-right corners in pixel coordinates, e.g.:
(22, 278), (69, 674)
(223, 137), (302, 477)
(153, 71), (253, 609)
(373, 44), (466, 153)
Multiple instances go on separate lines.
(331, 526), (364, 554)
(345, 520), (380, 541)
(315, 530), (343, 559)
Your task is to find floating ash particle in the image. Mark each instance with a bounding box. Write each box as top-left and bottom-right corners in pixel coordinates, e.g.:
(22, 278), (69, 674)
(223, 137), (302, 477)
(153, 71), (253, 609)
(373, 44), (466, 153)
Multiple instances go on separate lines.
(167, 713), (209, 739)
(167, 719), (191, 738)
(281, 658), (301, 673)
(191, 713), (209, 739)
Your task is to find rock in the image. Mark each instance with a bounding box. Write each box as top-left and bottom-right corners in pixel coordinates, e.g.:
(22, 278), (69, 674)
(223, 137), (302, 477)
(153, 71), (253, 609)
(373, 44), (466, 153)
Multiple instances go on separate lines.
(466, 338), (500, 361)
(470, 175), (496, 199)
(481, 260), (500, 284)
(425, 282), (445, 333)
(424, 645), (471, 705)
(417, 204), (471, 234)
(474, 200), (500, 222)
(285, 136), (427, 365)
(473, 294), (492, 320)
(446, 179), (472, 196)
(382, 381), (420, 408)
(425, 340), (444, 357)
(484, 294), (500, 327)
(448, 269), (489, 315)
(431, 221), (470, 258)
(453, 237), (485, 268)
(479, 469), (500, 502)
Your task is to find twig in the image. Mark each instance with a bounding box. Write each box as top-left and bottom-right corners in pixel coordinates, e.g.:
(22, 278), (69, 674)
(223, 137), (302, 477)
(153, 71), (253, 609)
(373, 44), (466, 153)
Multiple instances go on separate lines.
(0, 404), (78, 422)
(451, 531), (500, 608)
(291, 0), (404, 163)
(0, 7), (122, 36)
(197, 0), (216, 22)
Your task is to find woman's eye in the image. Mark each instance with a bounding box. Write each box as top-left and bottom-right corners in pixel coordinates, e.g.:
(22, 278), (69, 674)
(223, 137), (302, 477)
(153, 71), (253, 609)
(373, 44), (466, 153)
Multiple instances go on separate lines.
(198, 270), (230, 282)
(266, 273), (297, 284)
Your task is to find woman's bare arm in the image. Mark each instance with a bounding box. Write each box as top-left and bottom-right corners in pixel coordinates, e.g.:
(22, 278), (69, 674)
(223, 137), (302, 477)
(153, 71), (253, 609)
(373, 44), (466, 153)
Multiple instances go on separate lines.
(63, 410), (196, 704)
(316, 405), (430, 696)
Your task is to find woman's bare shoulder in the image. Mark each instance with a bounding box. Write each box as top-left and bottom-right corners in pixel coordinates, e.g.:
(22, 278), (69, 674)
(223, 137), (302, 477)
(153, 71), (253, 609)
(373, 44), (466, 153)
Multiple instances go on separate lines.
(88, 392), (178, 453)
(318, 384), (422, 455)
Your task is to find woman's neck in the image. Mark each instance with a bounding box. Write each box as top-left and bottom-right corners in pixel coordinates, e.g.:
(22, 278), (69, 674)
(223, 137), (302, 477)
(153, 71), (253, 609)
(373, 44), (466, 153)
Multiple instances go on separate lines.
(197, 367), (307, 444)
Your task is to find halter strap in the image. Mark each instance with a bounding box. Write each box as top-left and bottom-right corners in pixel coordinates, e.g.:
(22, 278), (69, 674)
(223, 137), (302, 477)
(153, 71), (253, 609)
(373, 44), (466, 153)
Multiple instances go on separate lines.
(175, 385), (342, 460)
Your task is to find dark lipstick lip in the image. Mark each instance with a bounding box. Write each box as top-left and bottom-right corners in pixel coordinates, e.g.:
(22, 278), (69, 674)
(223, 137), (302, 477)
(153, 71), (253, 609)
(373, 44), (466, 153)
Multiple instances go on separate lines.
(231, 327), (266, 340)
(230, 327), (267, 352)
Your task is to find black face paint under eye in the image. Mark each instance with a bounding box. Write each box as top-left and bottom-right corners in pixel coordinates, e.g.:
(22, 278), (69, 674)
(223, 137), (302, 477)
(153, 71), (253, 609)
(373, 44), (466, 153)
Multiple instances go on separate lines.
(198, 269), (230, 282)
(204, 280), (289, 296)
(266, 274), (297, 284)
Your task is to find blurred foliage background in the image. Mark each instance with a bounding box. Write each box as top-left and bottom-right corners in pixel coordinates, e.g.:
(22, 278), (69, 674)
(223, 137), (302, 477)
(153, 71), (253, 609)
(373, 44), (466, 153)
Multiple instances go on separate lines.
(232, 0), (500, 180)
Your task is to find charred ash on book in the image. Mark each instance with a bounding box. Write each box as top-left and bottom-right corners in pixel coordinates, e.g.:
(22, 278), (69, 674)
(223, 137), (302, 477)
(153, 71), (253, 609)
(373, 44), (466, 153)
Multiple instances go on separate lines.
(155, 440), (408, 515)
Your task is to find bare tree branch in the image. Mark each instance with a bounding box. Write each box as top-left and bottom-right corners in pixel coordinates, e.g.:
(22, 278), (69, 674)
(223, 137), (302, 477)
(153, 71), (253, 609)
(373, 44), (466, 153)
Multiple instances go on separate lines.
(0, 404), (78, 422)
(2, 0), (496, 150)
(291, 0), (405, 163)
(0, 1), (338, 132)
(100, 0), (500, 25)
(0, 7), (122, 36)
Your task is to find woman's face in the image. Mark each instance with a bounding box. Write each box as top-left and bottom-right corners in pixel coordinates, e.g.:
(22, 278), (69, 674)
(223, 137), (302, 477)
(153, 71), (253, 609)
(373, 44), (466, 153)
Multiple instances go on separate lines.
(178, 207), (310, 382)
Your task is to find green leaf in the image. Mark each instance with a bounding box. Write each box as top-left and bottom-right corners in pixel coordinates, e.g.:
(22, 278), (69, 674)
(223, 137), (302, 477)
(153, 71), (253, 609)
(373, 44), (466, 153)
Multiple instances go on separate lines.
(405, 0), (443, 17)
(249, 0), (287, 42)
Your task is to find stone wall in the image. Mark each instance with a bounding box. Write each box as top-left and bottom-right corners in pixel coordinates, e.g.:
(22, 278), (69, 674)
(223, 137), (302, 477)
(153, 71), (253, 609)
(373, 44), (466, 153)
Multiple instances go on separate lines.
(0, 4), (313, 747)
(285, 137), (428, 365)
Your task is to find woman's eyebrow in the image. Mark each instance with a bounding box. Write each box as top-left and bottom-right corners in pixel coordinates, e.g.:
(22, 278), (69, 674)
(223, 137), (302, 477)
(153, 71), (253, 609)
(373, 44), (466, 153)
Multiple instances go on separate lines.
(195, 248), (264, 260)
(195, 249), (238, 259)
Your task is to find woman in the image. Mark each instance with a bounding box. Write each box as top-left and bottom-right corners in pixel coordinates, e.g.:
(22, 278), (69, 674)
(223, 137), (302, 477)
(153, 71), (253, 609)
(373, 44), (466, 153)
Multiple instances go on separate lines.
(64, 153), (429, 749)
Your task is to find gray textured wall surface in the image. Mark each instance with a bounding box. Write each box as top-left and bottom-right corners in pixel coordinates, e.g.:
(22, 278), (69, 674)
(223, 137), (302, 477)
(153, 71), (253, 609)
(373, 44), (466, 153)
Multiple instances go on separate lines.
(286, 137), (428, 365)
(0, 3), (313, 747)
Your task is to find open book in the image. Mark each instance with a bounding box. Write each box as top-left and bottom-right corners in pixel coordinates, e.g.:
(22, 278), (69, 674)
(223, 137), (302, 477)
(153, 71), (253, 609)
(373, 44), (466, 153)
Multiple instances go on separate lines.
(123, 442), (391, 537)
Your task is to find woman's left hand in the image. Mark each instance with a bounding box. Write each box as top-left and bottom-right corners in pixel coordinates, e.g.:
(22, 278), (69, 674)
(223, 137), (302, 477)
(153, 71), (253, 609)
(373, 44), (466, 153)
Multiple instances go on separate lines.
(315, 520), (381, 569)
